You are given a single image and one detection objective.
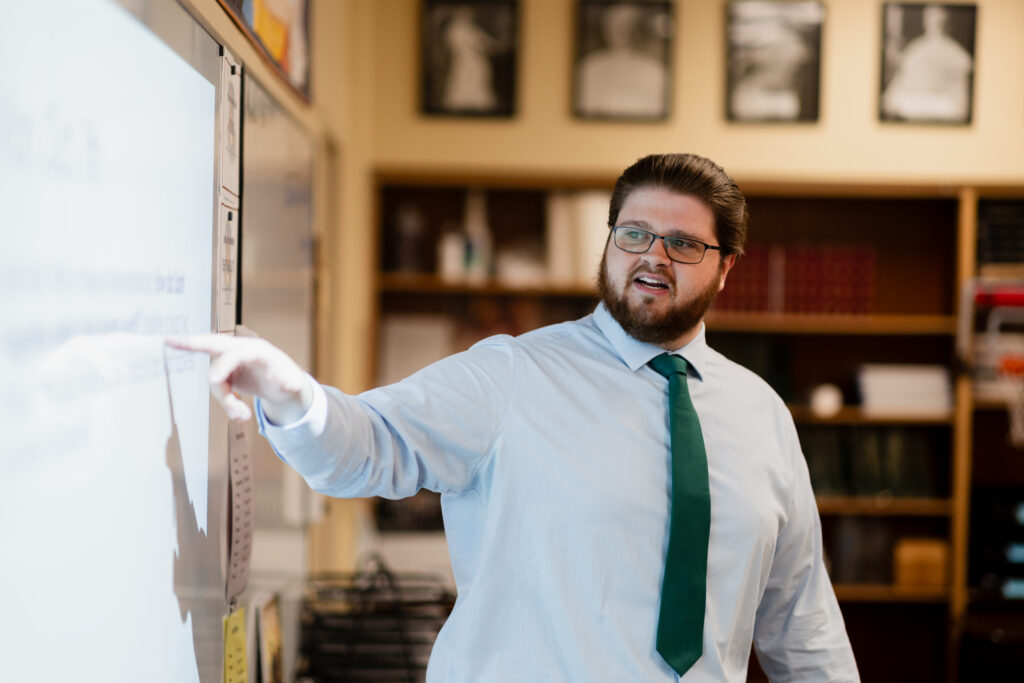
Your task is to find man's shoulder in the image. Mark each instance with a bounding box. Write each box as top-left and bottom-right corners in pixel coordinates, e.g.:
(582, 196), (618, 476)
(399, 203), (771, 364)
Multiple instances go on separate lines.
(705, 345), (787, 407)
(520, 315), (593, 343)
(474, 314), (593, 347)
(471, 313), (609, 364)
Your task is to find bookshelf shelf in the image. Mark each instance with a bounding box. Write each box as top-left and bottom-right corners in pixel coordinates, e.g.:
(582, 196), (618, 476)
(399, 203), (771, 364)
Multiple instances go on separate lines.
(379, 274), (956, 335)
(705, 312), (957, 336)
(816, 496), (952, 516)
(379, 273), (597, 298)
(973, 397), (1011, 412)
(967, 588), (1024, 604)
(834, 583), (949, 603)
(789, 405), (954, 425)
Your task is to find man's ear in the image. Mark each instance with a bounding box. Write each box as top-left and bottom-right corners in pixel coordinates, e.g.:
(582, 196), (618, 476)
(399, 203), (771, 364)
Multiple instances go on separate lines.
(717, 253), (738, 292)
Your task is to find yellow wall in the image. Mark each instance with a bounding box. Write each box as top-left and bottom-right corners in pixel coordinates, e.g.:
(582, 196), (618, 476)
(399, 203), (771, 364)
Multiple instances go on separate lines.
(181, 0), (372, 572)
(368, 0), (1024, 185)
(316, 0), (1024, 410)
(183, 0), (1024, 571)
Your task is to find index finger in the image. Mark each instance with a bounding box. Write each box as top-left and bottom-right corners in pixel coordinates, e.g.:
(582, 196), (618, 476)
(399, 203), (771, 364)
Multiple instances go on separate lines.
(165, 333), (239, 355)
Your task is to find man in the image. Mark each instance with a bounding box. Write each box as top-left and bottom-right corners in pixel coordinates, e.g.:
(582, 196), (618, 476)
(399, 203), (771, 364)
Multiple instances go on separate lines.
(172, 153), (859, 681)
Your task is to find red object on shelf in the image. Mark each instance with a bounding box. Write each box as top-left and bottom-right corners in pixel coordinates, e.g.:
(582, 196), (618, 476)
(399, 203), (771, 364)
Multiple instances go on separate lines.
(999, 355), (1024, 376)
(975, 288), (1024, 308)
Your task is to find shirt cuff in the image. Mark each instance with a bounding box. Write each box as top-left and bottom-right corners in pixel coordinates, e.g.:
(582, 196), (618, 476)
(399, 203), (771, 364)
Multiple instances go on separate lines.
(255, 375), (328, 447)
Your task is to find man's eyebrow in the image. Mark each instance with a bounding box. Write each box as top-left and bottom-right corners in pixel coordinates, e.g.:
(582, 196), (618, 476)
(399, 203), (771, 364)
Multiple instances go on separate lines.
(618, 219), (699, 239)
(617, 219), (652, 228)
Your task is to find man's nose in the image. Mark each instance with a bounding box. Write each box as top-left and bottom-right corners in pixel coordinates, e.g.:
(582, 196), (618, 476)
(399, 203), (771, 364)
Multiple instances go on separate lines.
(642, 237), (673, 266)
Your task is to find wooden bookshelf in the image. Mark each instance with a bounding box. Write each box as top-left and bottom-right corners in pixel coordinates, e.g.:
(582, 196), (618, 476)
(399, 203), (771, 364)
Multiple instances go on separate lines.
(378, 272), (597, 297)
(972, 397), (1013, 411)
(707, 312), (957, 336)
(816, 496), (952, 516)
(789, 405), (954, 425)
(380, 274), (956, 335)
(372, 174), (992, 674)
(834, 583), (949, 603)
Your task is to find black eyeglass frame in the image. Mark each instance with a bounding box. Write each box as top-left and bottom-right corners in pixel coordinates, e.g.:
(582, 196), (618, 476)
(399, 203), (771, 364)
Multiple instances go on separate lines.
(608, 225), (723, 264)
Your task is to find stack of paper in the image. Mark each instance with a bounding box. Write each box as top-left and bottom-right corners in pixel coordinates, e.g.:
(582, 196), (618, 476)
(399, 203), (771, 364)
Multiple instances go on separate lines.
(545, 189), (613, 287)
(376, 314), (455, 387)
(858, 364), (952, 417)
(545, 192), (578, 287)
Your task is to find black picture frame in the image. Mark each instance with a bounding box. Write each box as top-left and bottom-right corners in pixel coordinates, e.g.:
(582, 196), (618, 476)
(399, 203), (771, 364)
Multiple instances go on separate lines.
(421, 0), (518, 117)
(879, 3), (977, 124)
(572, 0), (674, 121)
(726, 1), (824, 123)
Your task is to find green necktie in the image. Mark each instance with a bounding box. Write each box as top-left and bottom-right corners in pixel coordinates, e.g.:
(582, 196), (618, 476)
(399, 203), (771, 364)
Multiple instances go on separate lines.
(648, 353), (710, 676)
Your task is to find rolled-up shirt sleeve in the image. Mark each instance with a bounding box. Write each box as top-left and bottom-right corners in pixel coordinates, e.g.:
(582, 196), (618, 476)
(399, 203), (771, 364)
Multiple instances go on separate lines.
(257, 335), (518, 499)
(752, 414), (861, 682)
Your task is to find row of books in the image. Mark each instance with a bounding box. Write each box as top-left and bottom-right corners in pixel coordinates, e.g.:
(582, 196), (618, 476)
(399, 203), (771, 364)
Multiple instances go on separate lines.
(827, 518), (894, 584)
(801, 425), (941, 498)
(714, 244), (877, 315)
(977, 200), (1024, 275)
(826, 523), (948, 588)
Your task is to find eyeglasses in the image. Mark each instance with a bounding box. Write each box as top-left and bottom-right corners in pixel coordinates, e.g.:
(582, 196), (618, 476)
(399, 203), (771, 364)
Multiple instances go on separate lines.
(609, 225), (723, 264)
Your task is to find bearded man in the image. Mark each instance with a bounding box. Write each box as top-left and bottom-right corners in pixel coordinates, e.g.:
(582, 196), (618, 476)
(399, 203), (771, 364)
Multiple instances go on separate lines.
(172, 153), (859, 682)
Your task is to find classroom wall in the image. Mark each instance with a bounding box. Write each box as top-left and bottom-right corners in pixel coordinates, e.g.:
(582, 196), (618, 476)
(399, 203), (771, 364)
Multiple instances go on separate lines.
(331, 0), (1024, 440)
(337, 0), (1024, 399)
(367, 0), (1024, 185)
(308, 0), (378, 572)
(181, 0), (1024, 572)
(337, 0), (1024, 571)
(178, 0), (372, 572)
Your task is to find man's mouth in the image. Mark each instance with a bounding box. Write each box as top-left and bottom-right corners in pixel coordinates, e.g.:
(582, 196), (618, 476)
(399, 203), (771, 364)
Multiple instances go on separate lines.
(634, 274), (670, 291)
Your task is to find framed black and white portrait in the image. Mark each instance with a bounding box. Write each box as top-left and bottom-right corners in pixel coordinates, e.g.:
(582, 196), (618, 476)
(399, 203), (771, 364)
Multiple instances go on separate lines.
(726, 1), (824, 123)
(421, 0), (518, 117)
(880, 3), (976, 124)
(573, 1), (674, 121)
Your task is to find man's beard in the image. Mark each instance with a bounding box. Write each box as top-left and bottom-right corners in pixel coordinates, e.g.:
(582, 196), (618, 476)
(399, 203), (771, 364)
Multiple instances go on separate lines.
(597, 253), (722, 348)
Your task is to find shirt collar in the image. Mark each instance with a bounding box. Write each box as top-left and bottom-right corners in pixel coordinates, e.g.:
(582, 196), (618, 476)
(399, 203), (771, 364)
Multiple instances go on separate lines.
(593, 302), (710, 380)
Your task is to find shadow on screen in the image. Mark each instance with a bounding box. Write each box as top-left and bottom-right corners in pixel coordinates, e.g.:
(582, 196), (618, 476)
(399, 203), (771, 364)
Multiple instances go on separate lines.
(165, 348), (224, 674)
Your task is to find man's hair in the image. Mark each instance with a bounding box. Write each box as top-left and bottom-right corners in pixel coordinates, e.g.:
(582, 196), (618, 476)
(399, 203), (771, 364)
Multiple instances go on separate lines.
(607, 153), (749, 256)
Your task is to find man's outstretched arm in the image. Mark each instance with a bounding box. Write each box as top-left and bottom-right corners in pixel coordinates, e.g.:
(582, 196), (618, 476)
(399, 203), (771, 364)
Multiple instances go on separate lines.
(166, 334), (312, 425)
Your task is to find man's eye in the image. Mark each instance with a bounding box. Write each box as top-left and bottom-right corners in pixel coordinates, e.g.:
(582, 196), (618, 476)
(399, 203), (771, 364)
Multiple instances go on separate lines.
(624, 229), (647, 241)
(668, 237), (699, 250)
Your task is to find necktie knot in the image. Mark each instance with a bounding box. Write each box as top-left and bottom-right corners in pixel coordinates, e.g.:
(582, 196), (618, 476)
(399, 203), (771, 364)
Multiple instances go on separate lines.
(649, 353), (689, 379)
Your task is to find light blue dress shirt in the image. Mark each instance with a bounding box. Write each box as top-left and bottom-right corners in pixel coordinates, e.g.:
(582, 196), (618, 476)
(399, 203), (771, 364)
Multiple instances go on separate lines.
(258, 304), (859, 682)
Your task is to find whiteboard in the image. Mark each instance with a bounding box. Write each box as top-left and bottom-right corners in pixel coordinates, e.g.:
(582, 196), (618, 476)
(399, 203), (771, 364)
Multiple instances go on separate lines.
(0, 1), (229, 680)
